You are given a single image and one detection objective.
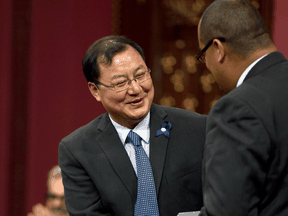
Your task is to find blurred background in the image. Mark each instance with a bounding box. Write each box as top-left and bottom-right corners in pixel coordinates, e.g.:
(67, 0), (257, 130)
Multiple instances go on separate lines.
(1, 0), (287, 215)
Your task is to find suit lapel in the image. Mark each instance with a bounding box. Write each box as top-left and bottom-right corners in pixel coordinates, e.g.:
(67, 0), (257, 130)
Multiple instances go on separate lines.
(149, 104), (169, 195)
(96, 113), (137, 200)
(95, 105), (171, 198)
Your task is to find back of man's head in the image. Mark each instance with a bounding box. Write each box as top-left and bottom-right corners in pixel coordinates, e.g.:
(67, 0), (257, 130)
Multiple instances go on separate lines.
(47, 165), (62, 189)
(200, 0), (273, 57)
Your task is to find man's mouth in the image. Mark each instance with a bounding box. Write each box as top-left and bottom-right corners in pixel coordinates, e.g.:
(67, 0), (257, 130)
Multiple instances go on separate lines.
(128, 97), (143, 105)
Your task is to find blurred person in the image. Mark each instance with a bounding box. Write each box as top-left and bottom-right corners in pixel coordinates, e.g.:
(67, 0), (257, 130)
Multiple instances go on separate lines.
(197, 0), (288, 215)
(27, 165), (68, 216)
(59, 35), (207, 216)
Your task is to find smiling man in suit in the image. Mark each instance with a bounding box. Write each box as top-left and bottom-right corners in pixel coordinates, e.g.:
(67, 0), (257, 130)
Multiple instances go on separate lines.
(197, 0), (288, 215)
(58, 35), (206, 216)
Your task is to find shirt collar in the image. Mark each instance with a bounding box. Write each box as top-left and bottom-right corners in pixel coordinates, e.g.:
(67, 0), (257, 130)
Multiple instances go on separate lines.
(109, 112), (150, 145)
(236, 54), (267, 87)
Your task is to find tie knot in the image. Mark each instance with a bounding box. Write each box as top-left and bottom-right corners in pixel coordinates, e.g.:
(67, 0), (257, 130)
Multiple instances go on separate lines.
(127, 130), (141, 147)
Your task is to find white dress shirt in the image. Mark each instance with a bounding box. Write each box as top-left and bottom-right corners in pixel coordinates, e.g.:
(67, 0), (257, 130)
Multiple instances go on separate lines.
(109, 112), (150, 175)
(236, 54), (267, 87)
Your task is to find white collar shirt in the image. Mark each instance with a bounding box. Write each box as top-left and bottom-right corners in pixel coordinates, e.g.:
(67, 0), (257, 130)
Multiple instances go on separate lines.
(109, 112), (150, 175)
(236, 54), (267, 87)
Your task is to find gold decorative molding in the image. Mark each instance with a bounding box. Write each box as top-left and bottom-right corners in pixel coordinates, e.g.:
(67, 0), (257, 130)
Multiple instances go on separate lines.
(200, 73), (215, 93)
(182, 95), (199, 111)
(163, 0), (207, 26)
(185, 55), (197, 74)
(170, 69), (185, 93)
(175, 39), (186, 49)
(160, 95), (176, 107)
(161, 55), (177, 74)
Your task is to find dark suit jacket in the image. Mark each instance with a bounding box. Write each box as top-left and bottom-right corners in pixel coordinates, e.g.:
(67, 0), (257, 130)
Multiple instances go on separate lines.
(59, 103), (206, 216)
(200, 52), (288, 216)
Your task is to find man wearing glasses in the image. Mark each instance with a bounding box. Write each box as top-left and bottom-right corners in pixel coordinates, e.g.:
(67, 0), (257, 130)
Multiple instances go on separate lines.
(197, 0), (288, 215)
(28, 166), (69, 216)
(59, 36), (206, 216)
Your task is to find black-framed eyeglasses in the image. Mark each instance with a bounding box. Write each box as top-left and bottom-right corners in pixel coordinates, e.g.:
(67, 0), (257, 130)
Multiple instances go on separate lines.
(95, 68), (151, 92)
(46, 192), (65, 201)
(196, 38), (225, 63)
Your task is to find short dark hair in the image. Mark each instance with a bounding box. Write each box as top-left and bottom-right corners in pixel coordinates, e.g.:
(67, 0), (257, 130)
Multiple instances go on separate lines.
(200, 0), (273, 56)
(82, 35), (146, 83)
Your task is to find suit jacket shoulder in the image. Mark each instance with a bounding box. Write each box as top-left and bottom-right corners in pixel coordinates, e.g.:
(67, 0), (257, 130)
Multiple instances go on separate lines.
(202, 51), (288, 216)
(216, 51), (288, 142)
(59, 103), (207, 216)
(150, 103), (206, 129)
(60, 112), (110, 147)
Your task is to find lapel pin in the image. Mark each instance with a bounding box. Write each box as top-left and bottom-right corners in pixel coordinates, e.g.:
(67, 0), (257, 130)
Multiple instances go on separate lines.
(156, 121), (172, 138)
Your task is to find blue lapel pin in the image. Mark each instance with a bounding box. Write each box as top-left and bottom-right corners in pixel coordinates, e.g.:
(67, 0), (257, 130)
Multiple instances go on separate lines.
(156, 121), (172, 138)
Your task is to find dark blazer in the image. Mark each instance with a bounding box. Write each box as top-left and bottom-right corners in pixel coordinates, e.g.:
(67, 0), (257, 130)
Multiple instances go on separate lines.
(59, 103), (206, 216)
(200, 52), (288, 216)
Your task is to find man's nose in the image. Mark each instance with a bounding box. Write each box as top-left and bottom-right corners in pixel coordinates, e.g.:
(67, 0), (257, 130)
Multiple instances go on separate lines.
(127, 79), (141, 94)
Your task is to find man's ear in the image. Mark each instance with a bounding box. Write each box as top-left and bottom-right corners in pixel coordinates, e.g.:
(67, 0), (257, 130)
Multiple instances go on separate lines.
(88, 82), (101, 102)
(214, 39), (226, 63)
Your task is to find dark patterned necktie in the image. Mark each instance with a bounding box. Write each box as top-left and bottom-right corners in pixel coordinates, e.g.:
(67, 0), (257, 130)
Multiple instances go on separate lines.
(127, 130), (159, 216)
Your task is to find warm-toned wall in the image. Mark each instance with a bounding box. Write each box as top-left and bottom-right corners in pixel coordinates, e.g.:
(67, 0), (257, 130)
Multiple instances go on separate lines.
(1, 0), (287, 215)
(0, 0), (13, 215)
(0, 1), (111, 215)
(272, 0), (288, 58)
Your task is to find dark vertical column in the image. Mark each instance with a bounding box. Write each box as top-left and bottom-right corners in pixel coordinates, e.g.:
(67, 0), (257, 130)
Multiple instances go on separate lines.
(8, 0), (31, 215)
(148, 0), (163, 103)
(259, 0), (274, 35)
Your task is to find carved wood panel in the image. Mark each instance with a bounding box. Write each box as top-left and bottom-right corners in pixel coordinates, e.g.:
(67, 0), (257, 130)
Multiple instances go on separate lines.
(113, 0), (274, 114)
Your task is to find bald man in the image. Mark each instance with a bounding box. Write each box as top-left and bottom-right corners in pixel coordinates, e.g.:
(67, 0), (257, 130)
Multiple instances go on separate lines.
(197, 0), (288, 215)
(27, 166), (69, 216)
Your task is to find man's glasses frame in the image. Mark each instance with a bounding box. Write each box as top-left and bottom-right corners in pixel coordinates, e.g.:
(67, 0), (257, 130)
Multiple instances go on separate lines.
(46, 192), (65, 201)
(94, 68), (151, 92)
(196, 38), (225, 63)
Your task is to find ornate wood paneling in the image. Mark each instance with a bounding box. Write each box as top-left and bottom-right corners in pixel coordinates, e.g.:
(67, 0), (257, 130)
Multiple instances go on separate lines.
(113, 0), (273, 114)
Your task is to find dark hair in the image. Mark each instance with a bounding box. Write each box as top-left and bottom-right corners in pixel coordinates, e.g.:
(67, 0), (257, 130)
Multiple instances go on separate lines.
(200, 0), (273, 56)
(82, 35), (146, 83)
